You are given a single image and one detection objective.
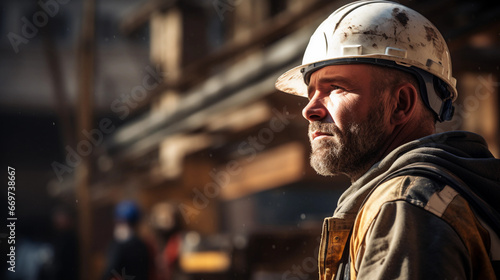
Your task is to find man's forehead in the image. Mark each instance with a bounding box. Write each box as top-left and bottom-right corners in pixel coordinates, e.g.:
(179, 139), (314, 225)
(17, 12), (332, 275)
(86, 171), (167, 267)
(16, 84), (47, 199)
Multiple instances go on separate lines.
(307, 64), (374, 89)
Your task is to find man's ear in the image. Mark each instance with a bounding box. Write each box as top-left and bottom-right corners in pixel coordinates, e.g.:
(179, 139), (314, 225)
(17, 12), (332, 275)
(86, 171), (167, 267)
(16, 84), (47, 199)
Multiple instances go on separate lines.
(391, 83), (418, 125)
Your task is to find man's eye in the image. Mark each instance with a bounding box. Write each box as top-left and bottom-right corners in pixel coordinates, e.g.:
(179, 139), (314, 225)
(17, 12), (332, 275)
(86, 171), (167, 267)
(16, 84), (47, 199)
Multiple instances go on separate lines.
(330, 85), (345, 92)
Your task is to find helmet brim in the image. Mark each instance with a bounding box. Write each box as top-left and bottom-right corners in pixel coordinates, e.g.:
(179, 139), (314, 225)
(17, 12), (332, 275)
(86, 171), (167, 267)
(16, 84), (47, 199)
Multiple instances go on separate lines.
(275, 64), (308, 98)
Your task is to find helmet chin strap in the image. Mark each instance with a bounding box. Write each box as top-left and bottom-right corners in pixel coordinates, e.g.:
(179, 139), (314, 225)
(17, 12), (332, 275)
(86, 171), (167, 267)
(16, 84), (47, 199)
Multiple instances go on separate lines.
(301, 58), (455, 122)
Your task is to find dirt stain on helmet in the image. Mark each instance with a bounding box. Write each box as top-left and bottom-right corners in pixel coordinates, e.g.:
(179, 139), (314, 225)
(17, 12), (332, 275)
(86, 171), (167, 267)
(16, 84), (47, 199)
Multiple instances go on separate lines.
(424, 25), (444, 58)
(393, 8), (409, 27)
(424, 26), (438, 41)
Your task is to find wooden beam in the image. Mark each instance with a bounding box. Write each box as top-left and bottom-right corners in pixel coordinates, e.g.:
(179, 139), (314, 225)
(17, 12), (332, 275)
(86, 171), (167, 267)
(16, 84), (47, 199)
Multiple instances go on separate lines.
(120, 0), (177, 36)
(76, 0), (96, 279)
(221, 142), (306, 200)
(150, 8), (182, 81)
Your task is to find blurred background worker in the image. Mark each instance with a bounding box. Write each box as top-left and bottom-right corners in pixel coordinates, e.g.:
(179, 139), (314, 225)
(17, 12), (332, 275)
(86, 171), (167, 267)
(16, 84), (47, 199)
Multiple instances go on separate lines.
(275, 1), (500, 279)
(150, 202), (184, 280)
(101, 200), (151, 280)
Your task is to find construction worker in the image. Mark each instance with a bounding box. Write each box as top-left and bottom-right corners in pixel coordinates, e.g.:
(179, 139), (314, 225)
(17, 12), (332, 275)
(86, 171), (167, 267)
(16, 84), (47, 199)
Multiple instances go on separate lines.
(101, 200), (152, 280)
(275, 1), (500, 279)
(149, 202), (183, 280)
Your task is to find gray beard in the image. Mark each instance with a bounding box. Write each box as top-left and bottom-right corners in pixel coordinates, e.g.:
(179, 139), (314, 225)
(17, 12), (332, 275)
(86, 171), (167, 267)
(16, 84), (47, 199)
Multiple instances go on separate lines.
(309, 107), (387, 179)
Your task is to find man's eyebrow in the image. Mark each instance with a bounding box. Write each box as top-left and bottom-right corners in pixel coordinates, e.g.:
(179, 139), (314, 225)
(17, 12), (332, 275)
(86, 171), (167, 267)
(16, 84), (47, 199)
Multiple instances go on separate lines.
(316, 77), (355, 87)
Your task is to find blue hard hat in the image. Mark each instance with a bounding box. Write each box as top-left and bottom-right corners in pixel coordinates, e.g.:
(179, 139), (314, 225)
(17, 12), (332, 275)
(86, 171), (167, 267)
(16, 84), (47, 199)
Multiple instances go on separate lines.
(115, 200), (141, 225)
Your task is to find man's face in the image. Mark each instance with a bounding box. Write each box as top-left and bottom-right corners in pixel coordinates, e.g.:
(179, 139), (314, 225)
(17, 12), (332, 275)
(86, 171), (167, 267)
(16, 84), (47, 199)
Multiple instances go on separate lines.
(303, 64), (390, 179)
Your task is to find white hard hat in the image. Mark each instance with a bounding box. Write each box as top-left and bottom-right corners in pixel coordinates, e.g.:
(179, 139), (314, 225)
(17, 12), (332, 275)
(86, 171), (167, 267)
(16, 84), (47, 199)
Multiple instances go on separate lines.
(275, 0), (457, 121)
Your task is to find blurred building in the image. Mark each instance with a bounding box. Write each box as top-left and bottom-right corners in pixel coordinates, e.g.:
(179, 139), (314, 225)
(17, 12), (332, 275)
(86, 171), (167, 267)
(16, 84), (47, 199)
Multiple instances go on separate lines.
(1, 0), (499, 279)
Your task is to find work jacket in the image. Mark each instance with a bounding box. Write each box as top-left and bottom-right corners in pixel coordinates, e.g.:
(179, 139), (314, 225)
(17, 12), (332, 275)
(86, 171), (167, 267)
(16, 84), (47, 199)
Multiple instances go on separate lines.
(319, 131), (500, 280)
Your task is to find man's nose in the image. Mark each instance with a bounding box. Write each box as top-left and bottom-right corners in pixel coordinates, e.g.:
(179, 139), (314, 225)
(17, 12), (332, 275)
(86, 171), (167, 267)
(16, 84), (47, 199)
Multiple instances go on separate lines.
(302, 95), (327, 122)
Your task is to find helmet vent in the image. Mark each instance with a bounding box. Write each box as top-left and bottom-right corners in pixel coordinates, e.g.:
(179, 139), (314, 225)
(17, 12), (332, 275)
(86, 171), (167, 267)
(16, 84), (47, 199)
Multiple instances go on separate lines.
(342, 45), (362, 55)
(385, 47), (407, 58)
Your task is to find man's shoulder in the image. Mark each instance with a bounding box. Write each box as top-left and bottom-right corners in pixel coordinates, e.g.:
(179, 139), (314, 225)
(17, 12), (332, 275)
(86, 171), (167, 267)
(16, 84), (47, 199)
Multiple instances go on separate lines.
(350, 175), (496, 280)
(353, 173), (493, 270)
(354, 171), (491, 243)
(353, 174), (464, 239)
(363, 174), (452, 213)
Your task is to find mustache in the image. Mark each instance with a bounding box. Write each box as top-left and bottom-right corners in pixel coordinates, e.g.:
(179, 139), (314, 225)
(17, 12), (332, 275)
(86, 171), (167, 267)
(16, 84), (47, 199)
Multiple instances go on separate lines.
(308, 121), (339, 133)
(308, 121), (341, 138)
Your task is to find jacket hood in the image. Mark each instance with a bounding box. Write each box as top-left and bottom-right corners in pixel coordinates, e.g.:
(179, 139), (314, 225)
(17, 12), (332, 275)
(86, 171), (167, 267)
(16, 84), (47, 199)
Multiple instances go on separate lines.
(334, 131), (500, 218)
